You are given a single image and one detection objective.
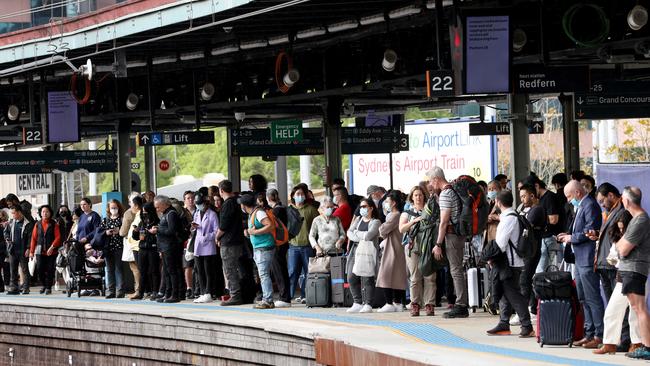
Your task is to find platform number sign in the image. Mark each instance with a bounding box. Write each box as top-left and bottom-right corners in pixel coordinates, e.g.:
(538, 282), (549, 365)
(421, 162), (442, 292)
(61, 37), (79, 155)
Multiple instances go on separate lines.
(426, 70), (455, 97)
(22, 127), (43, 145)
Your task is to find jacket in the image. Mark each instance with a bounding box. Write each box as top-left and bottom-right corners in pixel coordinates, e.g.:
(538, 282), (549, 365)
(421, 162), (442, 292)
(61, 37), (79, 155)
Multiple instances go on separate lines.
(157, 207), (181, 252)
(568, 195), (602, 267)
(595, 201), (625, 270)
(193, 208), (219, 256)
(346, 217), (381, 276)
(376, 212), (408, 290)
(30, 219), (62, 256)
(218, 196), (245, 247)
(4, 218), (35, 256)
(133, 221), (157, 250)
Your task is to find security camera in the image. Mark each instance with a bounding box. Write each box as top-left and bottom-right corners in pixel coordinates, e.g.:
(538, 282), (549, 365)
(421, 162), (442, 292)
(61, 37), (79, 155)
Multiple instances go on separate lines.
(223, 26), (233, 33)
(234, 111), (245, 122)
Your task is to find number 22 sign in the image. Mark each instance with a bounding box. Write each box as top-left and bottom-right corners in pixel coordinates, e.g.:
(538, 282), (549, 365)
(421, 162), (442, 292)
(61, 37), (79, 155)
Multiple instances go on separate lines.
(426, 70), (455, 98)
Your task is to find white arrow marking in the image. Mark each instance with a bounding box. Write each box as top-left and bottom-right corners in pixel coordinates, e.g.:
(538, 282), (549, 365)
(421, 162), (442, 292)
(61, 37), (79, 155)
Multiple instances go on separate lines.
(576, 97), (584, 105)
(141, 135), (150, 144)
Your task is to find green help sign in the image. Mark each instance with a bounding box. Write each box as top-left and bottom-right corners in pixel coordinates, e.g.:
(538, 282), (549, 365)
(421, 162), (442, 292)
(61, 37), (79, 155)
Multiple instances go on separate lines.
(271, 120), (303, 143)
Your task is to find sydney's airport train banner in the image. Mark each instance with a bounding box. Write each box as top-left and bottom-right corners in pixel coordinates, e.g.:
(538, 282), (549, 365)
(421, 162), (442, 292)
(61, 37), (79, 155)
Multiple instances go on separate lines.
(350, 120), (495, 195)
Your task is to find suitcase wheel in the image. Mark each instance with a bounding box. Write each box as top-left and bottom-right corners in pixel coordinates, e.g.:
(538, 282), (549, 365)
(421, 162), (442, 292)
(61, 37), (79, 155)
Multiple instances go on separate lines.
(568, 343), (572, 348)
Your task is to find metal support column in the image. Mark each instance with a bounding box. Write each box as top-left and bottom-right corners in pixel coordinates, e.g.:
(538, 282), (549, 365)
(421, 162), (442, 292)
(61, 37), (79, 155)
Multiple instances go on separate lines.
(275, 156), (288, 203)
(508, 93), (530, 204)
(322, 97), (343, 190)
(560, 94), (580, 175)
(227, 127), (241, 192)
(144, 146), (156, 193)
(117, 120), (132, 203)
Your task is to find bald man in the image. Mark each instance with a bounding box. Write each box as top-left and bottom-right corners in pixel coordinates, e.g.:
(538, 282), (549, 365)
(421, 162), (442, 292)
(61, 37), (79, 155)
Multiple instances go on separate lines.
(558, 180), (604, 349)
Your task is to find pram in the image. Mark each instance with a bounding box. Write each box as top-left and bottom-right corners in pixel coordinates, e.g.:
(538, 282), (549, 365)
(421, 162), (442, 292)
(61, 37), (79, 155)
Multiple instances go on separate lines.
(65, 240), (106, 297)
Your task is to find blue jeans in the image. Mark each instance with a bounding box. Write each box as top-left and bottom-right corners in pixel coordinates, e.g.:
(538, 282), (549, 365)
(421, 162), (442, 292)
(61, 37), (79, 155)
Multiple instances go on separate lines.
(536, 236), (563, 273)
(575, 264), (605, 338)
(288, 245), (312, 299)
(105, 248), (124, 294)
(254, 247), (275, 303)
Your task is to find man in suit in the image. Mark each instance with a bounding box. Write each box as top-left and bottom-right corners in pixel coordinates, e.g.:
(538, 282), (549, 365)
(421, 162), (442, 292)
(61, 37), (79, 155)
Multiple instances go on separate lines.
(558, 180), (604, 349)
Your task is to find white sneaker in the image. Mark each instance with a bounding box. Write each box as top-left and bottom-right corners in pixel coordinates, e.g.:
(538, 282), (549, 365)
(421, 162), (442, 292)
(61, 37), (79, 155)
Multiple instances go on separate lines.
(347, 303), (363, 313)
(406, 302), (413, 310)
(194, 294), (212, 303)
(274, 300), (291, 308)
(378, 304), (397, 313)
(509, 314), (521, 326)
(359, 304), (373, 313)
(393, 303), (404, 312)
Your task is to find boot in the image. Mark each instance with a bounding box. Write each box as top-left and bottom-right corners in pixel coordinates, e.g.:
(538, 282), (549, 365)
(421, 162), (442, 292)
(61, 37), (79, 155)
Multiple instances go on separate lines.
(410, 303), (421, 317)
(593, 344), (617, 355)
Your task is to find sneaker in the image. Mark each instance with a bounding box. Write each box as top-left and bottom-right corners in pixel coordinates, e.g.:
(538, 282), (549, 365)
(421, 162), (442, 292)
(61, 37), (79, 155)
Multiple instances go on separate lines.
(378, 304), (397, 313)
(359, 304), (373, 313)
(626, 346), (650, 360)
(6, 289), (19, 295)
(194, 294), (213, 304)
(294, 296), (303, 303)
(301, 298), (306, 304)
(254, 301), (274, 309)
(44, 289), (52, 295)
(164, 297), (180, 303)
(105, 293), (116, 299)
(274, 300), (291, 308)
(509, 314), (521, 326)
(443, 305), (469, 319)
(393, 303), (404, 311)
(185, 288), (192, 299)
(519, 326), (535, 338)
(406, 302), (413, 310)
(410, 303), (421, 317)
(487, 323), (512, 335)
(220, 297), (243, 306)
(424, 304), (435, 316)
(347, 303), (363, 313)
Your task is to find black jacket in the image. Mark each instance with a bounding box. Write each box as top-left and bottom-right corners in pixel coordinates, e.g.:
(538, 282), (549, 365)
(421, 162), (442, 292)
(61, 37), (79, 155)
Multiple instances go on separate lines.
(156, 207), (181, 252)
(218, 196), (244, 246)
(4, 218), (35, 257)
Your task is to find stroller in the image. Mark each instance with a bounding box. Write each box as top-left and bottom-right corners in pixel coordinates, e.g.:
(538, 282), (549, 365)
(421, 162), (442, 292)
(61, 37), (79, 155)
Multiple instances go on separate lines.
(65, 240), (106, 297)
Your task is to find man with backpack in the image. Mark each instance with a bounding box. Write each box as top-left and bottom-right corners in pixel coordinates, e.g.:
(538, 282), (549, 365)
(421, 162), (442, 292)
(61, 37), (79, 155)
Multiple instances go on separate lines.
(486, 190), (534, 337)
(517, 184), (545, 319)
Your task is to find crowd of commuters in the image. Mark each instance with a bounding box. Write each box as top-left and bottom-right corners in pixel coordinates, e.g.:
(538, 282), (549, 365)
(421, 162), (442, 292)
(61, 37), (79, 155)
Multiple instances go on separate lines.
(0, 168), (648, 360)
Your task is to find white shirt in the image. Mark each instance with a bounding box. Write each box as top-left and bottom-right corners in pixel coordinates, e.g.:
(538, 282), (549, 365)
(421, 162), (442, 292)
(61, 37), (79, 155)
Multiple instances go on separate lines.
(496, 207), (525, 268)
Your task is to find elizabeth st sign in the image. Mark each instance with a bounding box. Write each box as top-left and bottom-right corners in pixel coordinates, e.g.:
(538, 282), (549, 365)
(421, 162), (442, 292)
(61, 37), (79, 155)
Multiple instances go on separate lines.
(0, 150), (117, 174)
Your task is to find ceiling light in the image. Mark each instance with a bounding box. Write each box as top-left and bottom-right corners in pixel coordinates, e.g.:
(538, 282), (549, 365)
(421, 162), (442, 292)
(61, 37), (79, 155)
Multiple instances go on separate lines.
(513, 28), (527, 52)
(628, 5), (648, 30)
(283, 69), (300, 88)
(296, 27), (327, 39)
(160, 100), (166, 110)
(268, 34), (290, 45)
(0, 79), (8, 85)
(12, 77), (25, 84)
(382, 49), (397, 72)
(54, 69), (73, 77)
(126, 93), (139, 111)
(7, 105), (20, 121)
(180, 51), (205, 61)
(200, 82), (215, 101)
(328, 20), (358, 33)
(127, 60), (147, 68)
(152, 55), (177, 65)
(388, 5), (421, 19)
(426, 0), (453, 9)
(240, 39), (268, 50)
(211, 44), (239, 56)
(360, 13), (385, 25)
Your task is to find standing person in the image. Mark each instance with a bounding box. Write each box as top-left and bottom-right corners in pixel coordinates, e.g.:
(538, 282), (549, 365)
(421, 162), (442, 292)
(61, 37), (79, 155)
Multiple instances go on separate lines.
(309, 197), (346, 255)
(427, 167), (469, 318)
(366, 185), (387, 222)
(557, 180), (604, 349)
(29, 205), (62, 295)
(93, 200), (125, 299)
(216, 180), (246, 306)
(134, 203), (160, 301)
(494, 174), (509, 191)
(332, 186), (353, 232)
(55, 205), (73, 242)
(0, 210), (9, 292)
(614, 187), (650, 360)
(400, 186), (436, 317)
(248, 174), (268, 195)
(152, 195), (183, 303)
(485, 191), (534, 337)
(121, 195), (143, 299)
(376, 191), (408, 313)
(4, 207), (34, 295)
(518, 184), (545, 317)
(183, 190), (197, 299)
(240, 194), (276, 309)
(346, 198), (381, 313)
(142, 191), (156, 204)
(266, 188), (291, 308)
(76, 198), (102, 248)
(287, 185), (319, 303)
(192, 192), (220, 304)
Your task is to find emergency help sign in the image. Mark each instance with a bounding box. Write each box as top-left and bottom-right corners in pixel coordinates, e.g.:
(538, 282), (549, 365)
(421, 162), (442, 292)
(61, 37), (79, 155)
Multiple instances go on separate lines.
(16, 174), (53, 195)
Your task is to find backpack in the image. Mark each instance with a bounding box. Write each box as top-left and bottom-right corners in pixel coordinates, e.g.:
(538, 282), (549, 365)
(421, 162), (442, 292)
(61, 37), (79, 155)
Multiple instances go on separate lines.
(170, 202), (192, 243)
(286, 205), (304, 239)
(250, 208), (289, 246)
(445, 175), (489, 237)
(507, 212), (537, 261)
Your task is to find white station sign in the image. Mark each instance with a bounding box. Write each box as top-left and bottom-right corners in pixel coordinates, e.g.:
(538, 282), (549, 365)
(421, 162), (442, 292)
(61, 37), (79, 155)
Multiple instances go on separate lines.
(16, 174), (53, 196)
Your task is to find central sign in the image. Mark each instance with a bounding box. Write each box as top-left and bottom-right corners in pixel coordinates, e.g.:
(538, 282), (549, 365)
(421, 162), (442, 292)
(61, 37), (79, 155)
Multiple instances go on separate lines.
(271, 120), (303, 143)
(16, 174), (53, 195)
(137, 131), (215, 146)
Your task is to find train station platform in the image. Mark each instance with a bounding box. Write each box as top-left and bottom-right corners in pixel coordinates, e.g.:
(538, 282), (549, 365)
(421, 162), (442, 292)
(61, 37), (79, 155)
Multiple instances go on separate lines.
(0, 294), (634, 366)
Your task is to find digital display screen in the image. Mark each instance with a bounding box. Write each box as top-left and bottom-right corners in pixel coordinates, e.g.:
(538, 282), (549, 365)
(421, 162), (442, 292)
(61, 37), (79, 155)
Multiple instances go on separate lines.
(47, 91), (80, 143)
(465, 15), (510, 94)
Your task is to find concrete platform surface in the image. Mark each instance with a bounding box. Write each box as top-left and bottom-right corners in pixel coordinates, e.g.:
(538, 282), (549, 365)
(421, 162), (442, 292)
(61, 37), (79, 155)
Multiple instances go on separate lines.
(0, 293), (638, 366)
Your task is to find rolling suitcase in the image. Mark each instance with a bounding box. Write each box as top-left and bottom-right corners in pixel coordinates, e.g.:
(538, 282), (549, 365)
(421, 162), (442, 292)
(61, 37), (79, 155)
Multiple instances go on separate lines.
(306, 273), (331, 307)
(330, 255), (353, 307)
(537, 298), (575, 347)
(467, 267), (488, 312)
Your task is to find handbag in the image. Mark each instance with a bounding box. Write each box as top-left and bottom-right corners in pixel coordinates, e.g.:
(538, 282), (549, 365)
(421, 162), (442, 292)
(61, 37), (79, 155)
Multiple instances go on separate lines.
(121, 244), (135, 262)
(184, 231), (196, 262)
(308, 254), (330, 273)
(28, 256), (37, 276)
(352, 240), (376, 277)
(90, 226), (108, 249)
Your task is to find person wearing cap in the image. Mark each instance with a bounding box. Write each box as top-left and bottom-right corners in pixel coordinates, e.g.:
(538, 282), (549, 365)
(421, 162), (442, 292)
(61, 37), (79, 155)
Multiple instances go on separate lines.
(192, 191), (222, 304)
(240, 193), (276, 309)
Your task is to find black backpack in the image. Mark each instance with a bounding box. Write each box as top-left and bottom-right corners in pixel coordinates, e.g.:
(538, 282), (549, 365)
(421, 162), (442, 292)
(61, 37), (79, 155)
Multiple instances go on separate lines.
(286, 205), (304, 239)
(446, 175), (489, 237)
(507, 212), (537, 260)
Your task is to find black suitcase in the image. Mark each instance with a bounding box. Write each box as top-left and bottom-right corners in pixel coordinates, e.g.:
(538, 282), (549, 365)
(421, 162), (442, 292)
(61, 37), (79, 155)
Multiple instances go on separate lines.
(537, 299), (575, 347)
(306, 273), (331, 307)
(330, 256), (353, 307)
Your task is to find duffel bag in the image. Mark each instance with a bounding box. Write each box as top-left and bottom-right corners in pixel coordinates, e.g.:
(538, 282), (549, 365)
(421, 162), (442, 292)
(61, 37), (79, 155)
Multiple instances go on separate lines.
(533, 267), (573, 300)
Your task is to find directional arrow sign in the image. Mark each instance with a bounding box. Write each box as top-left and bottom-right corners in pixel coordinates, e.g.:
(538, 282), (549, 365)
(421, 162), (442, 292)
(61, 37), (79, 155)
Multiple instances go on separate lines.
(574, 92), (650, 119)
(138, 131), (215, 146)
(469, 122), (510, 136)
(529, 121), (544, 134)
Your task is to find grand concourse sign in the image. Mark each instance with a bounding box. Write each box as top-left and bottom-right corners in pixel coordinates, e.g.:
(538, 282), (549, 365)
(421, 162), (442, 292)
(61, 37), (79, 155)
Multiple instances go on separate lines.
(0, 150), (117, 174)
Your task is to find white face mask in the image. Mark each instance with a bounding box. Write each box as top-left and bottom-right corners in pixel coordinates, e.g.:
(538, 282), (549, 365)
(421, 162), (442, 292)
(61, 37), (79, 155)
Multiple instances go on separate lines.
(333, 196), (339, 205)
(110, 208), (119, 216)
(324, 207), (334, 216)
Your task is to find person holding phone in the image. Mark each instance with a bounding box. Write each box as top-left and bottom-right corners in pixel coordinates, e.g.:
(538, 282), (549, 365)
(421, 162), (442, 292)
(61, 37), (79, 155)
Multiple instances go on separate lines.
(94, 200), (125, 299)
(192, 192), (221, 304)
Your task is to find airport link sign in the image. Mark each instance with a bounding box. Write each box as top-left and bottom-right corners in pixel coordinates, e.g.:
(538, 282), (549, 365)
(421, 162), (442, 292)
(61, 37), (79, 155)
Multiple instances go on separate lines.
(0, 150), (117, 174)
(468, 121), (544, 136)
(231, 127), (407, 157)
(137, 131), (215, 146)
(513, 66), (589, 93)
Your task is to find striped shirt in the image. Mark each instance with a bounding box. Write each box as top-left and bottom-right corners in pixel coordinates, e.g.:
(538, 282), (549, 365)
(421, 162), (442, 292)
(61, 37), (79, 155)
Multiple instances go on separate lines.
(439, 188), (461, 225)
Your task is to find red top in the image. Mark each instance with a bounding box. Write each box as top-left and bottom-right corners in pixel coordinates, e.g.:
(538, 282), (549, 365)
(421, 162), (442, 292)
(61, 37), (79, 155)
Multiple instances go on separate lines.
(30, 220), (62, 256)
(333, 202), (352, 232)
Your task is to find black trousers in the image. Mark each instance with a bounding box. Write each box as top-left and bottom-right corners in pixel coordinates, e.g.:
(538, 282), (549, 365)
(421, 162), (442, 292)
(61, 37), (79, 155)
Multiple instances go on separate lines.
(499, 267), (532, 328)
(9, 253), (29, 291)
(382, 288), (405, 305)
(161, 247), (183, 298)
(138, 248), (160, 295)
(39, 254), (56, 290)
(270, 243), (291, 303)
(195, 255), (218, 296)
(520, 251), (541, 314)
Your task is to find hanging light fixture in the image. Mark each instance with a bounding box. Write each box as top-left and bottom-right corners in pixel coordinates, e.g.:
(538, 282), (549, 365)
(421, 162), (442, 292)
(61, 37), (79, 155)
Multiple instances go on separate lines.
(382, 49), (397, 72)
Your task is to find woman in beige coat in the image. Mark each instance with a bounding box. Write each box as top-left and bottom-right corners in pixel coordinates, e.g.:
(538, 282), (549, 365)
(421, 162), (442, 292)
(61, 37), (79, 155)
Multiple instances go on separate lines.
(376, 191), (408, 313)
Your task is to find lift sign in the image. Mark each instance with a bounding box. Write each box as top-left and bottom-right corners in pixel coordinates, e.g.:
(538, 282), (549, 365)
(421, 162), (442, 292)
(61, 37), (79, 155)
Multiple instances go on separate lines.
(16, 174), (53, 195)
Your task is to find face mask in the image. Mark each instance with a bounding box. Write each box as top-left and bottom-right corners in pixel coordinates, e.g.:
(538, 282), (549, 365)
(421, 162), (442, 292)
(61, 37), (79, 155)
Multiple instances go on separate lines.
(359, 207), (368, 217)
(383, 202), (392, 213)
(571, 198), (580, 207)
(333, 196), (339, 205)
(324, 207), (334, 216)
(196, 204), (204, 212)
(487, 191), (497, 200)
(110, 208), (119, 216)
(294, 195), (305, 204)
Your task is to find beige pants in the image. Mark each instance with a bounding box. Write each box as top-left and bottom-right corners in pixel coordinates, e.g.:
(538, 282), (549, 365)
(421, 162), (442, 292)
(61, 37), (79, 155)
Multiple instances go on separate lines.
(129, 260), (141, 294)
(405, 246), (437, 306)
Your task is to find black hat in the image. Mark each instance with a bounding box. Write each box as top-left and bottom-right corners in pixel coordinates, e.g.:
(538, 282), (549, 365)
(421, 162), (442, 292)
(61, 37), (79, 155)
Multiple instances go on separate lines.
(195, 191), (206, 205)
(237, 193), (256, 207)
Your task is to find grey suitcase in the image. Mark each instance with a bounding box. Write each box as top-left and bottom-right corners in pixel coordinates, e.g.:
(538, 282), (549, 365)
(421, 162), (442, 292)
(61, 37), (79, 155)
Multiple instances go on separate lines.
(306, 273), (331, 307)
